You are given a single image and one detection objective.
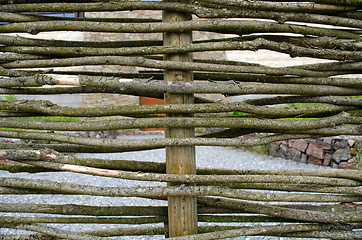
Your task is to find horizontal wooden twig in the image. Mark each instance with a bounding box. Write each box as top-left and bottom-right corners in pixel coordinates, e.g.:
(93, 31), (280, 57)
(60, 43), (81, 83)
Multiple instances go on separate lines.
(2, 75), (362, 97)
(0, 12), (160, 23)
(198, 197), (362, 224)
(0, 111), (356, 131)
(0, 0), (357, 14)
(1, 165), (360, 188)
(165, 222), (352, 240)
(2, 148), (362, 180)
(0, 19), (359, 39)
(245, 95), (362, 106)
(197, 0), (357, 12)
(2, 38), (362, 61)
(1, 56), (341, 77)
(0, 129), (335, 150)
(8, 223), (105, 240)
(0, 215), (167, 224)
(0, 98), (358, 119)
(311, 0), (362, 7)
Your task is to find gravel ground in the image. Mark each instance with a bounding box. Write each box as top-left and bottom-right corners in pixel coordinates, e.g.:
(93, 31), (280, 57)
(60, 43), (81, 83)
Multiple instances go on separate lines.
(0, 134), (329, 239)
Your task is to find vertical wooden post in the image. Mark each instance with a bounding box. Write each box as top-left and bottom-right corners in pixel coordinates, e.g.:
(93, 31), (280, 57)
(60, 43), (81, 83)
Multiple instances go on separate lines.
(163, 0), (197, 237)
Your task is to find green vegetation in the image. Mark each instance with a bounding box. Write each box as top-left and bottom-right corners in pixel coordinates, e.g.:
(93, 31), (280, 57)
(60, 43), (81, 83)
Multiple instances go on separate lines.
(2, 95), (17, 101)
(287, 102), (324, 108)
(231, 111), (249, 116)
(232, 102), (324, 118)
(241, 142), (274, 156)
(26, 116), (80, 122)
(0, 95), (79, 122)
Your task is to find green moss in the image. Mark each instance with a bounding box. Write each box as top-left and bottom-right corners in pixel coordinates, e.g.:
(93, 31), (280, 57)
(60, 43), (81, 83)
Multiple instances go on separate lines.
(231, 111), (249, 116)
(25, 116), (80, 122)
(3, 95), (17, 101)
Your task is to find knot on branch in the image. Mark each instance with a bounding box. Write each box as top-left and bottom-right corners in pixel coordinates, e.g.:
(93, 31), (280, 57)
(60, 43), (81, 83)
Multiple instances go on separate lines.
(38, 74), (57, 85)
(40, 100), (55, 108)
(279, 42), (291, 51)
(251, 38), (265, 49)
(25, 26), (39, 35)
(3, 148), (58, 162)
(275, 16), (287, 24)
(136, 57), (145, 63)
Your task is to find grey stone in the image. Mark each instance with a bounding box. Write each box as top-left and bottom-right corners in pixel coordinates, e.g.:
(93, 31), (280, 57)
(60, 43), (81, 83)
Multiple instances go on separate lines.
(322, 137), (332, 144)
(332, 147), (351, 163)
(300, 154), (308, 163)
(280, 144), (288, 154)
(339, 139), (349, 149)
(288, 147), (301, 162)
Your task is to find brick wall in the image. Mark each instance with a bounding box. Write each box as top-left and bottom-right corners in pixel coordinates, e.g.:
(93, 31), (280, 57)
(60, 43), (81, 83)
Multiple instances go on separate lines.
(273, 137), (361, 169)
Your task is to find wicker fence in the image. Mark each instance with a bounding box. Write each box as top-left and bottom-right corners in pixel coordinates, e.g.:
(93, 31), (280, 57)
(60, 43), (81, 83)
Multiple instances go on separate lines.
(0, 0), (361, 239)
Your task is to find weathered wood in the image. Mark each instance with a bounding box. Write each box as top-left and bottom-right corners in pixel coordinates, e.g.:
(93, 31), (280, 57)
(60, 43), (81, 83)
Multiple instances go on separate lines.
(0, 1), (361, 238)
(163, 0), (197, 236)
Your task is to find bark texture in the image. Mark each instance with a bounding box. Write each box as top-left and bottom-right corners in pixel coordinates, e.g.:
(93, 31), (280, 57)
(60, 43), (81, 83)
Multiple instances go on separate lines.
(0, 0), (361, 239)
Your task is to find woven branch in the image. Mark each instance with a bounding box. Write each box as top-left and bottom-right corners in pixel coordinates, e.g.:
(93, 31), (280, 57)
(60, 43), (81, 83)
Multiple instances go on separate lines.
(2, 149), (362, 180)
(0, 19), (359, 39)
(1, 56), (342, 77)
(0, 98), (358, 118)
(0, 112), (356, 131)
(2, 75), (362, 96)
(0, 129), (341, 150)
(1, 38), (362, 61)
(0, 0), (357, 14)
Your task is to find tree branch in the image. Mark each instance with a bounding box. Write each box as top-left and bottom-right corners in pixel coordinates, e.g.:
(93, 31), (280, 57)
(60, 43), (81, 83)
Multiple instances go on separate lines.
(0, 98), (358, 119)
(0, 0), (357, 14)
(198, 197), (361, 225)
(197, 0), (357, 13)
(2, 38), (362, 61)
(11, 223), (105, 240)
(245, 95), (362, 106)
(2, 75), (361, 98)
(0, 165), (359, 187)
(3, 148), (362, 182)
(0, 56), (347, 77)
(166, 223), (353, 239)
(0, 111), (355, 131)
(0, 19), (359, 39)
(0, 215), (167, 224)
(0, 130), (339, 150)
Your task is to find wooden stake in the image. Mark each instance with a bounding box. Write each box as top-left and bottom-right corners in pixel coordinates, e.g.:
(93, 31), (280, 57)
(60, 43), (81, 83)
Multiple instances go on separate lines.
(163, 0), (197, 236)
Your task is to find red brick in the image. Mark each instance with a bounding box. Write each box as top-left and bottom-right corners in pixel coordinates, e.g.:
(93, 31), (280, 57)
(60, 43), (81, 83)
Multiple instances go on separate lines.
(338, 161), (357, 169)
(323, 153), (332, 167)
(306, 143), (324, 159)
(311, 139), (331, 150)
(307, 156), (323, 166)
(291, 139), (308, 152)
(333, 140), (341, 150)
